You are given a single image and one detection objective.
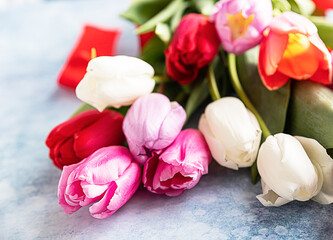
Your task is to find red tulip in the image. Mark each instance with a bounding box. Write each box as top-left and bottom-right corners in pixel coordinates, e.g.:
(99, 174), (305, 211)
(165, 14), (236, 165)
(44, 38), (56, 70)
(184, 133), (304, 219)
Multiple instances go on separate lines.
(312, 0), (333, 11)
(165, 14), (220, 85)
(46, 110), (125, 169)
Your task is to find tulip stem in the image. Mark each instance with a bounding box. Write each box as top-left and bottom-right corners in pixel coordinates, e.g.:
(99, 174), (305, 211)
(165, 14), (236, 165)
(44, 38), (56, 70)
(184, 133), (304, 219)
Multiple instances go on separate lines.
(207, 65), (221, 101)
(227, 53), (271, 139)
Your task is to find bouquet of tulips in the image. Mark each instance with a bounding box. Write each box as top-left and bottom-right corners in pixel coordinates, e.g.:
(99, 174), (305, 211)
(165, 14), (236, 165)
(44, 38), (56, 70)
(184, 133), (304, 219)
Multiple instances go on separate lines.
(46, 0), (333, 219)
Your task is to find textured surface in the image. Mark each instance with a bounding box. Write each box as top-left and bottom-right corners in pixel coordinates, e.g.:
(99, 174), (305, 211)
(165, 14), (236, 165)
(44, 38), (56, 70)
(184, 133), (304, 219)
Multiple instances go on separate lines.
(0, 1), (333, 239)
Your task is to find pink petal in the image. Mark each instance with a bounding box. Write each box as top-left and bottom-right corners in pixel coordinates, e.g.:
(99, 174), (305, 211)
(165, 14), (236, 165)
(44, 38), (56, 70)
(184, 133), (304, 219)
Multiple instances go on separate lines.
(88, 181), (117, 219)
(89, 162), (141, 219)
(270, 11), (317, 36)
(58, 163), (83, 214)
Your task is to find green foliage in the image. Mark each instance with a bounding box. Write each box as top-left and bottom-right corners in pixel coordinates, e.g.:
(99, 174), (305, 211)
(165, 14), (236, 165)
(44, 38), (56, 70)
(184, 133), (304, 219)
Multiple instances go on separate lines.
(286, 81), (333, 149)
(236, 47), (291, 135)
(310, 16), (333, 48)
(120, 0), (170, 25)
(140, 36), (166, 76)
(71, 103), (95, 117)
(135, 0), (184, 34)
(185, 78), (209, 118)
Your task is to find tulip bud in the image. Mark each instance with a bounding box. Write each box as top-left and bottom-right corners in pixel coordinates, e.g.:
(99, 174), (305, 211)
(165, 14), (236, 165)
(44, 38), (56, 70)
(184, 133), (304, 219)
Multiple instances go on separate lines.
(198, 97), (261, 170)
(123, 93), (186, 165)
(58, 146), (141, 219)
(257, 133), (333, 206)
(143, 129), (211, 197)
(76, 56), (155, 111)
(211, 0), (273, 55)
(45, 109), (125, 169)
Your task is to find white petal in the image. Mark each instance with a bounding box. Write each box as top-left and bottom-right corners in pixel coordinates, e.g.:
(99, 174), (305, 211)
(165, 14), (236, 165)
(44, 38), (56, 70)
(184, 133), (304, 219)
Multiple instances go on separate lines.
(256, 180), (291, 207)
(198, 114), (238, 170)
(203, 97), (261, 168)
(257, 133), (318, 201)
(75, 56), (155, 111)
(296, 136), (333, 204)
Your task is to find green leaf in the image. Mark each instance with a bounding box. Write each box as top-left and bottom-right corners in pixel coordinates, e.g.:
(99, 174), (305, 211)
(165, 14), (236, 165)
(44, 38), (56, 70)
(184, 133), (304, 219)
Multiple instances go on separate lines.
(140, 36), (166, 75)
(191, 0), (215, 15)
(136, 0), (184, 34)
(170, 2), (189, 31)
(121, 0), (170, 25)
(289, 0), (315, 15)
(155, 22), (171, 45)
(71, 103), (95, 117)
(71, 103), (130, 118)
(327, 148), (333, 158)
(251, 161), (260, 184)
(309, 16), (333, 48)
(236, 47), (291, 135)
(271, 0), (291, 13)
(185, 79), (209, 119)
(286, 81), (333, 149)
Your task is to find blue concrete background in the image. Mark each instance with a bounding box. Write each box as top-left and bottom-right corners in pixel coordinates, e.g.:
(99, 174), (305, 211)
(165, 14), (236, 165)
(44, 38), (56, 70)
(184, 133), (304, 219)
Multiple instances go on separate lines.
(0, 1), (332, 239)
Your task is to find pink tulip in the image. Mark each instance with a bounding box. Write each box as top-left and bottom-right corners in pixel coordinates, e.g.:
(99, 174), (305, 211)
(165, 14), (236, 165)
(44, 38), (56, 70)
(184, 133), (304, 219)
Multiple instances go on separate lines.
(258, 11), (332, 90)
(143, 129), (211, 197)
(211, 0), (273, 55)
(122, 93), (186, 165)
(58, 146), (141, 219)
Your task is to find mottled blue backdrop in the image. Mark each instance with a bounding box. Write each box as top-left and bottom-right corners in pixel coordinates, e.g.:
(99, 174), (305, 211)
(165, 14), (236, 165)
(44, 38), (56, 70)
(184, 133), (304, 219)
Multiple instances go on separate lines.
(0, 1), (332, 239)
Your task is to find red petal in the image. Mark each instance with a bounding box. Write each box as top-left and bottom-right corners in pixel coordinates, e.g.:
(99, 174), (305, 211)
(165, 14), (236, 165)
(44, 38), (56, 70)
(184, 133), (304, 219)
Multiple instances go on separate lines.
(73, 110), (125, 159)
(57, 25), (121, 89)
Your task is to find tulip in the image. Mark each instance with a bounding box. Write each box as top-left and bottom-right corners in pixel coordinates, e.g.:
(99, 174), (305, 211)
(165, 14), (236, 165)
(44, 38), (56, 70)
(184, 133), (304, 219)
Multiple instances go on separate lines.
(311, 0), (333, 11)
(58, 146), (141, 219)
(198, 97), (261, 170)
(46, 109), (125, 169)
(211, 0), (273, 55)
(76, 56), (155, 111)
(165, 13), (220, 84)
(143, 129), (211, 197)
(123, 93), (186, 165)
(257, 133), (333, 207)
(258, 11), (332, 90)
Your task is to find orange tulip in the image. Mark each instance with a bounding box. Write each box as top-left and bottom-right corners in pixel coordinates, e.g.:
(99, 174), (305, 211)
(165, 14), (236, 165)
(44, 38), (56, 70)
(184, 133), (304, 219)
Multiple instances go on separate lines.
(258, 12), (332, 90)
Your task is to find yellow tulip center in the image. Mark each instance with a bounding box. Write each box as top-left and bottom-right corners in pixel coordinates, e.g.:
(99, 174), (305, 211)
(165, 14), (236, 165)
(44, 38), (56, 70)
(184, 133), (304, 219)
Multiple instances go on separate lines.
(278, 33), (319, 79)
(226, 11), (254, 42)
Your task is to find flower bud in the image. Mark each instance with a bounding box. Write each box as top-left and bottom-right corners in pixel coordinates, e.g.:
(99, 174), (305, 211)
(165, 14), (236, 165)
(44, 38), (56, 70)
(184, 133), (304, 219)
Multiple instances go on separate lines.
(58, 146), (141, 219)
(211, 0), (273, 55)
(198, 97), (261, 170)
(143, 129), (211, 196)
(45, 109), (125, 169)
(123, 93), (186, 165)
(76, 56), (155, 111)
(257, 133), (333, 206)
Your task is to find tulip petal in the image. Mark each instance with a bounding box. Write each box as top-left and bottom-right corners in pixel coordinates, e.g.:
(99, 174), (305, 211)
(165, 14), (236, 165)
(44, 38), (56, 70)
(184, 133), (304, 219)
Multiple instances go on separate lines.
(88, 181), (117, 218)
(58, 163), (83, 214)
(198, 114), (234, 169)
(90, 162), (141, 219)
(256, 180), (291, 207)
(257, 134), (318, 201)
(296, 136), (333, 204)
(269, 11), (317, 36)
(76, 56), (155, 111)
(308, 34), (333, 85)
(74, 147), (132, 185)
(73, 111), (124, 159)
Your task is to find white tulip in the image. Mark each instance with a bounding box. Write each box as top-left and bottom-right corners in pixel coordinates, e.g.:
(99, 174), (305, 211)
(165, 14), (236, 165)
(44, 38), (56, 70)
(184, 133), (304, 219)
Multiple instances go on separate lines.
(257, 133), (333, 207)
(198, 97), (262, 170)
(76, 56), (155, 111)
